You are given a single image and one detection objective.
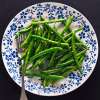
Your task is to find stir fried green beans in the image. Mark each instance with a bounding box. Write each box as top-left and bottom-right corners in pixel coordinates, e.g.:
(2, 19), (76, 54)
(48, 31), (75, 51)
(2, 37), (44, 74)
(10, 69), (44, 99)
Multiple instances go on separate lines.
(31, 35), (69, 48)
(62, 66), (77, 77)
(57, 59), (74, 67)
(32, 18), (65, 25)
(29, 47), (63, 64)
(40, 17), (66, 42)
(48, 51), (57, 67)
(15, 16), (87, 87)
(61, 16), (74, 35)
(21, 29), (33, 48)
(72, 31), (80, 70)
(64, 27), (83, 40)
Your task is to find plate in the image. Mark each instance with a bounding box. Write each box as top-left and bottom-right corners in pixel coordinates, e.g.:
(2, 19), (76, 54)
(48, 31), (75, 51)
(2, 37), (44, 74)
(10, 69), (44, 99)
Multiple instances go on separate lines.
(1, 2), (98, 96)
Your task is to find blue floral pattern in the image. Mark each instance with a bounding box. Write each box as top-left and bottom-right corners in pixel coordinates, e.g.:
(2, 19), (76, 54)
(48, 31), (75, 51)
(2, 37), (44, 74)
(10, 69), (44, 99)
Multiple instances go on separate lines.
(1, 2), (98, 96)
(83, 25), (90, 32)
(10, 23), (17, 31)
(79, 32), (85, 39)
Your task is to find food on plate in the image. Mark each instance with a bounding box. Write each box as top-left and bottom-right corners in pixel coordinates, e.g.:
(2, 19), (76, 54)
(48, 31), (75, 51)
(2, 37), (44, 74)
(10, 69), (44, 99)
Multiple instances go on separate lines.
(15, 16), (88, 87)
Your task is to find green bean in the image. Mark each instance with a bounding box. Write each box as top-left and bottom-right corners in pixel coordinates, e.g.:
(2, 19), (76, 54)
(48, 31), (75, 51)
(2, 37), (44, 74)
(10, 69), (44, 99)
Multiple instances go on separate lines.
(48, 51), (57, 67)
(40, 17), (66, 42)
(66, 37), (72, 43)
(46, 25), (66, 42)
(55, 49), (69, 61)
(24, 40), (34, 73)
(35, 26), (48, 52)
(43, 78), (58, 87)
(60, 52), (72, 62)
(31, 35), (69, 48)
(64, 27), (83, 40)
(26, 70), (64, 81)
(62, 66), (77, 77)
(62, 48), (86, 61)
(32, 18), (65, 25)
(35, 43), (42, 54)
(21, 29), (33, 48)
(42, 73), (64, 86)
(21, 49), (28, 60)
(57, 59), (74, 67)
(29, 47), (63, 64)
(43, 68), (60, 74)
(77, 54), (86, 73)
(46, 74), (64, 81)
(64, 33), (72, 40)
(76, 49), (87, 57)
(41, 73), (65, 85)
(43, 79), (50, 87)
(26, 40), (34, 58)
(75, 43), (88, 49)
(32, 57), (46, 69)
(79, 55), (85, 65)
(74, 27), (83, 33)
(75, 35), (85, 45)
(72, 31), (80, 70)
(25, 70), (39, 78)
(37, 26), (43, 36)
(58, 49), (86, 69)
(15, 26), (31, 39)
(61, 16), (74, 35)
(40, 72), (64, 81)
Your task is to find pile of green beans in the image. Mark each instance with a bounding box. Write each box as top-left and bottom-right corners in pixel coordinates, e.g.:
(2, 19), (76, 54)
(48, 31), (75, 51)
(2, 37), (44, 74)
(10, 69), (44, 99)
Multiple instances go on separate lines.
(15, 16), (88, 87)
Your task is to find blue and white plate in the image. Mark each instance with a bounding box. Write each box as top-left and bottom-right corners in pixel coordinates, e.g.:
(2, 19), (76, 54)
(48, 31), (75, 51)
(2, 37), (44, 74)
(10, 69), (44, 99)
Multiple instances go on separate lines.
(1, 2), (98, 96)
